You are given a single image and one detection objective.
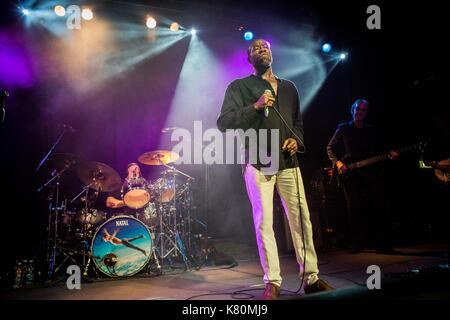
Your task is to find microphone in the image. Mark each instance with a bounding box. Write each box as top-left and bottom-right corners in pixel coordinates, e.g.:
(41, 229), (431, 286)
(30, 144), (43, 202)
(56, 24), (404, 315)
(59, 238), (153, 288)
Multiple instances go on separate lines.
(264, 89), (272, 118)
(161, 126), (178, 133)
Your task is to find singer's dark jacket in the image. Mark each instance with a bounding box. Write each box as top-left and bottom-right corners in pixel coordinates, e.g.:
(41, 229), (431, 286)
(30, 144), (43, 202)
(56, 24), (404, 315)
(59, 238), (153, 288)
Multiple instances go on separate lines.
(217, 74), (304, 171)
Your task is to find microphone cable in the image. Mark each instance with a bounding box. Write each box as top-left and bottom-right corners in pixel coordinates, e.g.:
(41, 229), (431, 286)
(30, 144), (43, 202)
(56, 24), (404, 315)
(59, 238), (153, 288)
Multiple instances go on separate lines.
(271, 94), (308, 294)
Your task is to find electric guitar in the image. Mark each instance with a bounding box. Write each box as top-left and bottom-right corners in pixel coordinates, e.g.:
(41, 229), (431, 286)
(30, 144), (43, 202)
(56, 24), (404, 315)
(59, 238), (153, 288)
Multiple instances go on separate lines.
(329, 142), (426, 186)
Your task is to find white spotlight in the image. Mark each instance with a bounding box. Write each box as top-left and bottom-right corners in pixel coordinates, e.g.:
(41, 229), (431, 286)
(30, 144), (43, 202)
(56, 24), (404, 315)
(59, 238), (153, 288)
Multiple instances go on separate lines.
(340, 53), (347, 60)
(21, 8), (30, 16)
(54, 5), (66, 17)
(170, 22), (180, 32)
(81, 8), (93, 21)
(190, 28), (197, 36)
(146, 16), (157, 29)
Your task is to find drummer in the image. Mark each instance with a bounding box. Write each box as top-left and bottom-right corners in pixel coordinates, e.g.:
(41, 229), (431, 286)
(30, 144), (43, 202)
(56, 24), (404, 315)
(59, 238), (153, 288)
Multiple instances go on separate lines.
(106, 162), (149, 211)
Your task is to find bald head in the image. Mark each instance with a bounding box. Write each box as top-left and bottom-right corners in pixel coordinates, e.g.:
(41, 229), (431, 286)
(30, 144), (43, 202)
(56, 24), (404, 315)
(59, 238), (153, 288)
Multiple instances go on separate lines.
(247, 39), (272, 68)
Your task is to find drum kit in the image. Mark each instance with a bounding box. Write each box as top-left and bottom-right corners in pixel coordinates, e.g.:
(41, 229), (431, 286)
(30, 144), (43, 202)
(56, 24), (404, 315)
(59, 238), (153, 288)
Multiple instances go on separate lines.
(41, 149), (199, 281)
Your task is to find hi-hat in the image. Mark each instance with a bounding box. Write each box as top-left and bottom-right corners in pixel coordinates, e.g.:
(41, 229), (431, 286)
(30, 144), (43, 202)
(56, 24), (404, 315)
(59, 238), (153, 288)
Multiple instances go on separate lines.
(138, 150), (179, 165)
(77, 161), (122, 192)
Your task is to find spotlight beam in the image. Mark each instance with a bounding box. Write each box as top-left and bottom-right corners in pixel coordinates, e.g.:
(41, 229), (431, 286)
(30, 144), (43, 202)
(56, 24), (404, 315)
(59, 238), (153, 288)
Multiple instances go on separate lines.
(96, 32), (189, 82)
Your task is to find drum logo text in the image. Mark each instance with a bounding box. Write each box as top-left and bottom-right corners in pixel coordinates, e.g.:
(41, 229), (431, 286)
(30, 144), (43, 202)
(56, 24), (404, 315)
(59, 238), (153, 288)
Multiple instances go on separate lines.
(115, 220), (129, 226)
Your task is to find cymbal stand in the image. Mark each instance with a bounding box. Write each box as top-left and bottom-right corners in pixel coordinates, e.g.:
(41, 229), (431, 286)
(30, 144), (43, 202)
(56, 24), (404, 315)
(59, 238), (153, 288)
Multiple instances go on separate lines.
(155, 214), (190, 270)
(153, 157), (193, 269)
(38, 165), (71, 279)
(70, 181), (98, 275)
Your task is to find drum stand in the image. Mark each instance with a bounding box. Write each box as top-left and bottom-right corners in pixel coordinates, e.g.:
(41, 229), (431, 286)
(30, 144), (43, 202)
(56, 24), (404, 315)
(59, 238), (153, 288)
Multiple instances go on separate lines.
(70, 181), (99, 277)
(151, 202), (189, 270)
(145, 227), (162, 274)
(153, 161), (194, 270)
(39, 165), (78, 280)
(43, 176), (96, 281)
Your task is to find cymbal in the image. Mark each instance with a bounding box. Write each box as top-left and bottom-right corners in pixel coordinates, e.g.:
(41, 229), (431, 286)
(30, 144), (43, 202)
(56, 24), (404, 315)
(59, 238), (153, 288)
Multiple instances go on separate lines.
(77, 161), (122, 192)
(49, 153), (87, 171)
(138, 150), (179, 166)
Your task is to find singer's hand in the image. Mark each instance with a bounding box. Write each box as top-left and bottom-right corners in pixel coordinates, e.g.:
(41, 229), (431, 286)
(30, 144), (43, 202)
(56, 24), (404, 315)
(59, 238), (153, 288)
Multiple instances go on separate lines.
(254, 91), (275, 110)
(282, 138), (298, 156)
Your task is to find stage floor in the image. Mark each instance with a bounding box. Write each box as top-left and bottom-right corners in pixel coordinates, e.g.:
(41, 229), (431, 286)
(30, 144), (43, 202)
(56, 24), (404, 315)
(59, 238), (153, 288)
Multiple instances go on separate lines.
(3, 242), (449, 300)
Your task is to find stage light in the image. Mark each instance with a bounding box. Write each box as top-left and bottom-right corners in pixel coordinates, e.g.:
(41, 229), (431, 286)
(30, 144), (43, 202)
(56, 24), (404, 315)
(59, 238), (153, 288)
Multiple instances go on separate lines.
(81, 8), (93, 21)
(54, 5), (65, 17)
(322, 43), (331, 53)
(146, 16), (157, 29)
(170, 22), (179, 32)
(21, 8), (30, 16)
(190, 28), (196, 36)
(339, 52), (347, 60)
(244, 31), (253, 41)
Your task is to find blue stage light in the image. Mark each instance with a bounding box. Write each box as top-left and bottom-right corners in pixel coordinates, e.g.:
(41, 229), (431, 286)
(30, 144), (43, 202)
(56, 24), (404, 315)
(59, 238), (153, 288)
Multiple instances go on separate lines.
(322, 43), (331, 53)
(244, 31), (253, 41)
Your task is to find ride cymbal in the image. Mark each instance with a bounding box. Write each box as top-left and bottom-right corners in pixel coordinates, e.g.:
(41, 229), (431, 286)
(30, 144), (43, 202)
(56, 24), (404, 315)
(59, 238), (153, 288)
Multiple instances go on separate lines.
(138, 150), (179, 165)
(77, 161), (122, 192)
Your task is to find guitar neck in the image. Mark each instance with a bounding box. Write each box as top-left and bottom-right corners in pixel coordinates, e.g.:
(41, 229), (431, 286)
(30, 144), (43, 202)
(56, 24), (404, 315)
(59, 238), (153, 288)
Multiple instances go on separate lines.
(347, 145), (417, 171)
(348, 154), (387, 170)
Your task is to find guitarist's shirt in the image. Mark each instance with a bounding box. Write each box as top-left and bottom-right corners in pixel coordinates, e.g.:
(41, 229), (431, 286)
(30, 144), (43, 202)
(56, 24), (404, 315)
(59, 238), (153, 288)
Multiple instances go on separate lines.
(327, 121), (381, 166)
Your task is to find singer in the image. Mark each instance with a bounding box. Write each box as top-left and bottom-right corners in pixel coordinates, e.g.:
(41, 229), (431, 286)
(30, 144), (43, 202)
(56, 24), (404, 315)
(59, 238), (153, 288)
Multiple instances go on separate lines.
(217, 39), (333, 299)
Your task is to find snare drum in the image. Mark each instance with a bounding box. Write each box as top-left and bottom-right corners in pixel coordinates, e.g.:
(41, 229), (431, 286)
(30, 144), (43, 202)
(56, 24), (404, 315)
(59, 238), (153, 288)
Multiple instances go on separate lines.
(91, 215), (152, 277)
(121, 177), (151, 209)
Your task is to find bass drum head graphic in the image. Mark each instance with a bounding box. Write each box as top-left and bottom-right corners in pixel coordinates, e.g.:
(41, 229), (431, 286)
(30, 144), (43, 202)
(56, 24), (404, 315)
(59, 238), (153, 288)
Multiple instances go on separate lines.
(91, 215), (152, 277)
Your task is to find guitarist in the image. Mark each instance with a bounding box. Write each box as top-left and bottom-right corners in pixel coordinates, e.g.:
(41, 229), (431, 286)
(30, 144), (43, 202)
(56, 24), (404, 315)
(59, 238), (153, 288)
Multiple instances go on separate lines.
(326, 99), (399, 253)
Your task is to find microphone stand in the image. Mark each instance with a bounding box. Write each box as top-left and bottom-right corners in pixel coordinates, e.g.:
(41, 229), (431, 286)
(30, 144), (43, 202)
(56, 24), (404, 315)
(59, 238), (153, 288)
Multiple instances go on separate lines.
(192, 140), (215, 265)
(35, 126), (69, 172)
(1, 90), (9, 124)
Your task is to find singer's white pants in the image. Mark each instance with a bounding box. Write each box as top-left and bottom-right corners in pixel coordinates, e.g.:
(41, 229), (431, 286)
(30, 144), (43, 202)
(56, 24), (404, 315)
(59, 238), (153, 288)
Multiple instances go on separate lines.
(244, 164), (319, 287)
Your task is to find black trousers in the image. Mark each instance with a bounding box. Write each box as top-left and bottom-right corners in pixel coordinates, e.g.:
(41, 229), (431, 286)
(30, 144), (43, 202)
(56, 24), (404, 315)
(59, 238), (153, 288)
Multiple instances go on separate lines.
(342, 172), (391, 249)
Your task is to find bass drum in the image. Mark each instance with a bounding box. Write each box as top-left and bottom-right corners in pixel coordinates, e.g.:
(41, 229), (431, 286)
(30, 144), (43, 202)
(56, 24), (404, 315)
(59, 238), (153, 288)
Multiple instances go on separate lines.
(91, 215), (152, 277)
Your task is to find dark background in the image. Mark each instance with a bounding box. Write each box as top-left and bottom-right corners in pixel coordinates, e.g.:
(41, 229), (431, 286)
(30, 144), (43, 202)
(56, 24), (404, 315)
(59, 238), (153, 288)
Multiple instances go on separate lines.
(0, 0), (448, 278)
